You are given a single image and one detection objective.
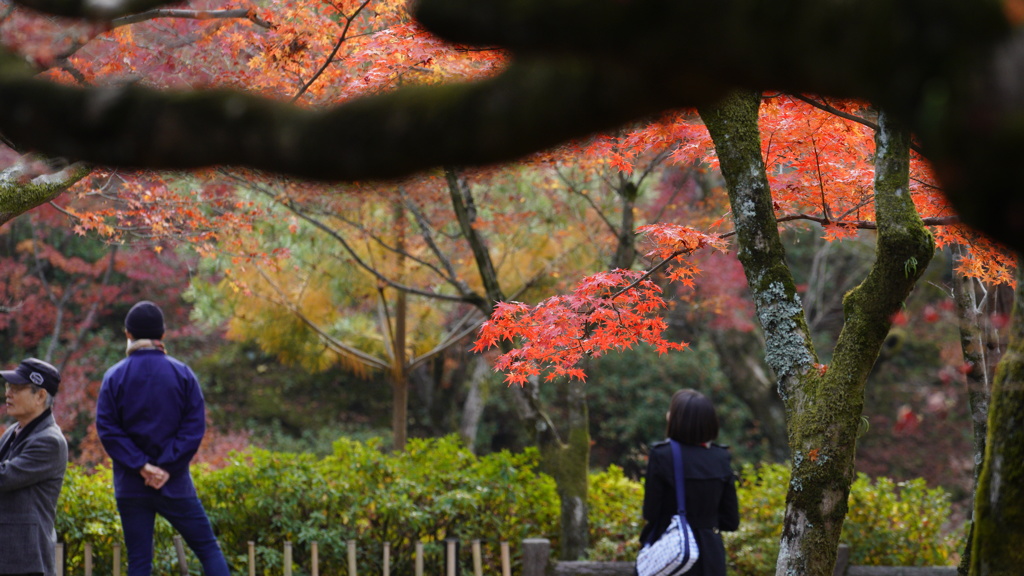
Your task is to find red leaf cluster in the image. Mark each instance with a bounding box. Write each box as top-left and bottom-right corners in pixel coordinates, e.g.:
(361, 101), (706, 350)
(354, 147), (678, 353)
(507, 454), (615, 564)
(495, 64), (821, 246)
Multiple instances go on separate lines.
(474, 226), (723, 384)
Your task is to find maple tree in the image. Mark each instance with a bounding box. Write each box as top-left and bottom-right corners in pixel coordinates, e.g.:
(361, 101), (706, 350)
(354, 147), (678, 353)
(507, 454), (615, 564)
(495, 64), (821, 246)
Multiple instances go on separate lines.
(190, 160), (666, 557)
(189, 186), (485, 452)
(2, 0), (1024, 573)
(470, 89), (1012, 576)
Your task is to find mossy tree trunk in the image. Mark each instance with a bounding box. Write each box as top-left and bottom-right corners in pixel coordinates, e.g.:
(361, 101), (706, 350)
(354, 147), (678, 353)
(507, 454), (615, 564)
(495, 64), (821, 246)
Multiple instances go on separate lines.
(542, 377), (590, 560)
(699, 92), (934, 575)
(970, 262), (1024, 576)
(503, 375), (591, 560)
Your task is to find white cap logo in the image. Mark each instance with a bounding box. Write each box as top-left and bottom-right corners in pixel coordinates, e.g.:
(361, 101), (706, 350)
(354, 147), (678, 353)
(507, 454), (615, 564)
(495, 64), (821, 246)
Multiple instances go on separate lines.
(29, 372), (44, 385)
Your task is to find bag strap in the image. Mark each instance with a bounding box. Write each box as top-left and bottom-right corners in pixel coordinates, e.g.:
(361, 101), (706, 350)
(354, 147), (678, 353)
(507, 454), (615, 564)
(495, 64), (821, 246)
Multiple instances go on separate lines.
(670, 439), (687, 515)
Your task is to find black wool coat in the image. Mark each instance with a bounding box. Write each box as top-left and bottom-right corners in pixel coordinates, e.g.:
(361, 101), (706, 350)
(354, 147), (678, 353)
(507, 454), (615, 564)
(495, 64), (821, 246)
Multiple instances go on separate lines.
(639, 440), (740, 576)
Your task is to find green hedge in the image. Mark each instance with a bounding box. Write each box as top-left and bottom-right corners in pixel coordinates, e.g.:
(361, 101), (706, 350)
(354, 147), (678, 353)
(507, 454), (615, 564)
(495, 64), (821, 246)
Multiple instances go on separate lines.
(56, 440), (961, 575)
(58, 436), (559, 575)
(725, 463), (963, 575)
(581, 462), (961, 572)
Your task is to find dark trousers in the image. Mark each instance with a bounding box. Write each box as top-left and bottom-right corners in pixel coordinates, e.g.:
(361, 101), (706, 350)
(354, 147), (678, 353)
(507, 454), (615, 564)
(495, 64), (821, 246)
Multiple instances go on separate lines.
(116, 496), (230, 576)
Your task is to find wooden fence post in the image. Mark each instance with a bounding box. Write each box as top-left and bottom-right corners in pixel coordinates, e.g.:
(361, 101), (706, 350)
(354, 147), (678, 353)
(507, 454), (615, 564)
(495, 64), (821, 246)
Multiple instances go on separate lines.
(284, 541), (293, 576)
(248, 541), (256, 576)
(383, 542), (390, 576)
(415, 541), (424, 576)
(172, 535), (188, 576)
(113, 543), (121, 576)
(347, 539), (357, 576)
(83, 541), (92, 576)
(521, 539), (550, 576)
(500, 541), (511, 576)
(446, 538), (459, 576)
(311, 541), (319, 576)
(472, 540), (483, 576)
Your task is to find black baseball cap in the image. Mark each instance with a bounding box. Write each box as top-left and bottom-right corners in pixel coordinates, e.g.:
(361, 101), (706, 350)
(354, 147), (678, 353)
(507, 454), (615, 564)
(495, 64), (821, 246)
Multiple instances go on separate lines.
(1, 358), (61, 396)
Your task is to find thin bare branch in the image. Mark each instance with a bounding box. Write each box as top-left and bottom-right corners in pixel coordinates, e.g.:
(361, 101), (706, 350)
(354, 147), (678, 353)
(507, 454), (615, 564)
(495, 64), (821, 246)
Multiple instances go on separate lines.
(556, 164), (619, 236)
(224, 173), (478, 304)
(610, 247), (690, 300)
(773, 213), (960, 229)
(291, 0), (372, 102)
(790, 94), (928, 156)
(252, 264), (392, 370)
(399, 187), (477, 298)
(409, 310), (484, 369)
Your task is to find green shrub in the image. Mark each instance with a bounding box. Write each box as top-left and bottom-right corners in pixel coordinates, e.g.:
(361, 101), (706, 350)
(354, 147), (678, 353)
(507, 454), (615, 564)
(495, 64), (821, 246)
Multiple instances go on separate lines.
(57, 435), (558, 575)
(200, 436), (560, 575)
(56, 465), (183, 574)
(843, 474), (960, 566)
(725, 462), (790, 576)
(55, 445), (960, 576)
(724, 462), (962, 575)
(587, 465), (643, 561)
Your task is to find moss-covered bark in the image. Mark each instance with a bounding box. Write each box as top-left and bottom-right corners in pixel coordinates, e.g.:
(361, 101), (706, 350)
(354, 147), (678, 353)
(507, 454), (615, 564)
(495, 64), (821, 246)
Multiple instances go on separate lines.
(700, 94), (934, 575)
(540, 377), (590, 560)
(0, 159), (91, 224)
(970, 265), (1024, 576)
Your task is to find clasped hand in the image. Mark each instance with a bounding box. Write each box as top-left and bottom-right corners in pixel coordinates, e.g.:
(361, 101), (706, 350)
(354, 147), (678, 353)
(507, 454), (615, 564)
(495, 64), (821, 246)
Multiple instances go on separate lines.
(141, 463), (170, 490)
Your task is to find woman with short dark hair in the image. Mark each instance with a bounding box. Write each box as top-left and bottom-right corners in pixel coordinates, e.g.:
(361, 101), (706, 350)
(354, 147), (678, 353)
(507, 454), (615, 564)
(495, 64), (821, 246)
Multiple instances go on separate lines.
(639, 388), (740, 576)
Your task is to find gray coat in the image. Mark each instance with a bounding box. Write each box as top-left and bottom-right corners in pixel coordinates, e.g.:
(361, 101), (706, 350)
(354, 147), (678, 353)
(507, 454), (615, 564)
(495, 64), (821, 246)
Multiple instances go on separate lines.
(0, 412), (68, 576)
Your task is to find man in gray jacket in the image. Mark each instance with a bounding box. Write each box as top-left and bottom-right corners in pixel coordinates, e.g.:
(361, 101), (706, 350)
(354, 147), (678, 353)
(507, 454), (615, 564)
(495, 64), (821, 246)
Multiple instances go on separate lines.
(0, 358), (68, 576)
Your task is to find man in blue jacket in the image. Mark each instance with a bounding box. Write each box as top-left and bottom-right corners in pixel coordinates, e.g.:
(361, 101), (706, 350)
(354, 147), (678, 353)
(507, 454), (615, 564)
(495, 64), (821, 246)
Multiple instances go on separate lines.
(96, 301), (229, 576)
(0, 358), (67, 576)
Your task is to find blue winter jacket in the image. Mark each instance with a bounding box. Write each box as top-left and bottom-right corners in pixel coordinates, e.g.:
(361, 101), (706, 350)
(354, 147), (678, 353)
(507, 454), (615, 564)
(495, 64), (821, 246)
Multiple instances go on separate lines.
(96, 349), (206, 498)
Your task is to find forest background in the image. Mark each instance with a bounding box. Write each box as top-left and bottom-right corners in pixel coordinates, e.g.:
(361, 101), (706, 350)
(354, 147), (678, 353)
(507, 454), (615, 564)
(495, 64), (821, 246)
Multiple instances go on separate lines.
(0, 0), (1018, 573)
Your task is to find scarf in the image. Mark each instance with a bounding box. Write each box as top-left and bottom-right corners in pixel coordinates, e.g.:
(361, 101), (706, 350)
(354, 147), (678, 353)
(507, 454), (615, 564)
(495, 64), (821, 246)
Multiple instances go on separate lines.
(126, 339), (167, 356)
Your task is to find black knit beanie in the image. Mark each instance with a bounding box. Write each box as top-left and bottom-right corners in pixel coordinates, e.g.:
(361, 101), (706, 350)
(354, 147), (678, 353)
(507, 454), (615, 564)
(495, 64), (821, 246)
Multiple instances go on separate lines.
(125, 300), (165, 340)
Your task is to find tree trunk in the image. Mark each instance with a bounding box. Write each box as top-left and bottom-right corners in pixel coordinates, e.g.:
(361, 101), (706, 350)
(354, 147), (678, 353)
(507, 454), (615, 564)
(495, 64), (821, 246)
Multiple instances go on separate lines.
(390, 201), (409, 451)
(544, 377), (590, 560)
(699, 92), (933, 575)
(505, 376), (590, 560)
(447, 169), (591, 557)
(459, 354), (490, 452)
(951, 244), (997, 576)
(969, 263), (1024, 576)
(708, 328), (789, 461)
(610, 176), (638, 270)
